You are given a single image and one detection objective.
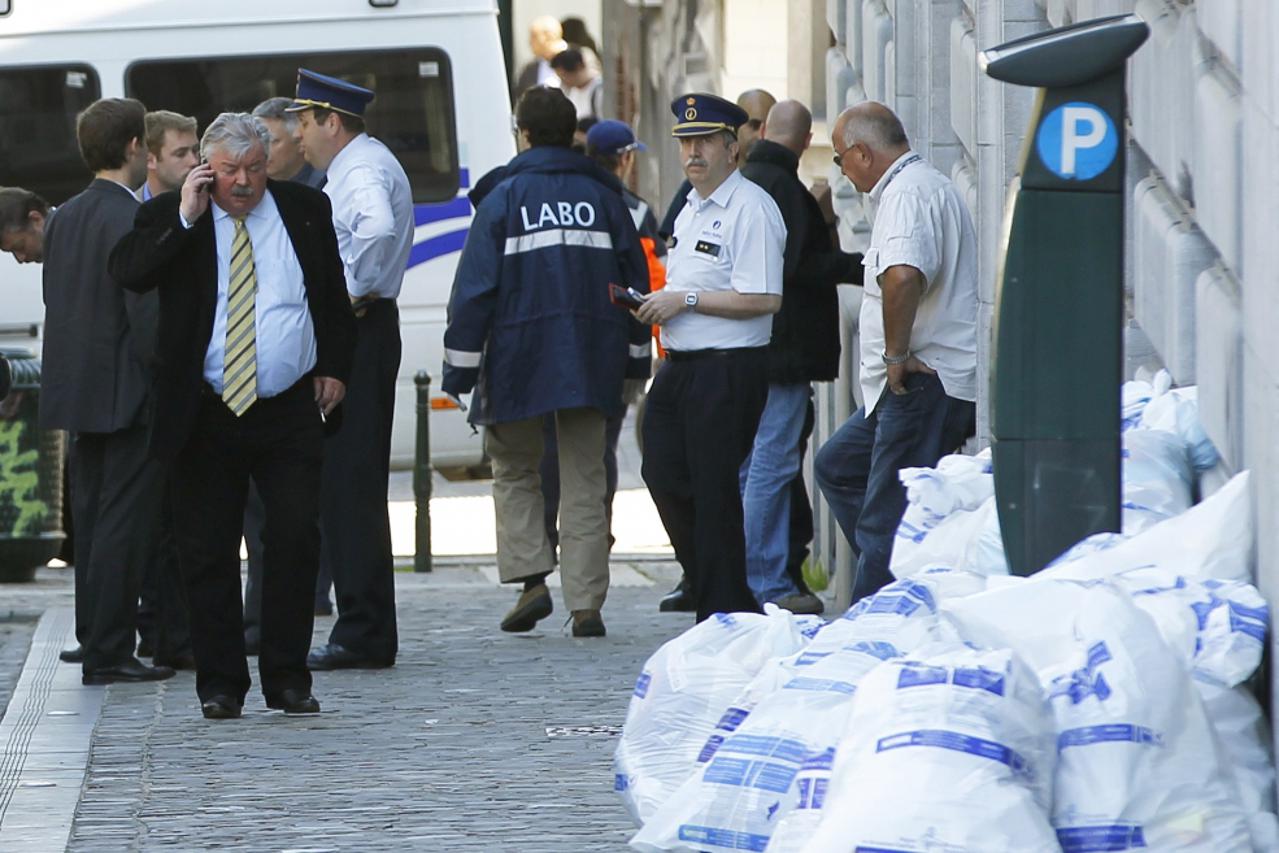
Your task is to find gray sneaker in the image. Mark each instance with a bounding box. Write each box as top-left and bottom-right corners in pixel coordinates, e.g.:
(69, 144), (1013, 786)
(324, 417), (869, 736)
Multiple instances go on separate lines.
(773, 591), (825, 616)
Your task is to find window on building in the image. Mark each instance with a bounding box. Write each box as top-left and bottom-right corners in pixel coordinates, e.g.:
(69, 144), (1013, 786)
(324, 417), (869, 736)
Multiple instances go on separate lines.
(127, 48), (459, 203)
(0, 65), (100, 205)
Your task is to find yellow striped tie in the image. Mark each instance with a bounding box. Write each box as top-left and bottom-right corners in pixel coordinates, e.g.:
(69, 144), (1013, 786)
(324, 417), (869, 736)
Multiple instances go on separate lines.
(222, 217), (258, 416)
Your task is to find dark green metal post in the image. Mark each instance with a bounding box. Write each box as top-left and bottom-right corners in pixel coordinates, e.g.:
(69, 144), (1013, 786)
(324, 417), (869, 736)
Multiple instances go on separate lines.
(981, 15), (1149, 575)
(413, 371), (433, 573)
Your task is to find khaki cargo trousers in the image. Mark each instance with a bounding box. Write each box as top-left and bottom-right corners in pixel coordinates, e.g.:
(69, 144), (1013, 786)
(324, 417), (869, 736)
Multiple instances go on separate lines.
(484, 407), (610, 612)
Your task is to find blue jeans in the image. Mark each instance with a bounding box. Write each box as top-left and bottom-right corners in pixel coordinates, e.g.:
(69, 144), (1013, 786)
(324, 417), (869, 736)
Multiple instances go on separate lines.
(814, 372), (975, 603)
(740, 382), (811, 603)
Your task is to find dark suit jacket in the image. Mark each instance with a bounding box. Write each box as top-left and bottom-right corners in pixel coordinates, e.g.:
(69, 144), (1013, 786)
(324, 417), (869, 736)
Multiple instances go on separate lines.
(40, 179), (153, 433)
(108, 181), (357, 462)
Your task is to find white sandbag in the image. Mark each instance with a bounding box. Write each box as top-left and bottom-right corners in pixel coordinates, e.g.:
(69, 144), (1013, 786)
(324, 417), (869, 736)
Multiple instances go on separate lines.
(803, 571), (983, 658)
(1111, 569), (1267, 688)
(1139, 380), (1220, 471)
(614, 606), (821, 826)
(1195, 682), (1279, 850)
(891, 496), (1006, 579)
(946, 580), (1252, 851)
(631, 644), (901, 853)
(801, 645), (1058, 853)
(1122, 379), (1155, 430)
(1122, 427), (1194, 532)
(1046, 470), (1252, 583)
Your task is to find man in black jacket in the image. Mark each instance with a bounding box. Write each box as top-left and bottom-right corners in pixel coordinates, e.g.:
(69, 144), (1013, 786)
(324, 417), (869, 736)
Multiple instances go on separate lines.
(109, 112), (356, 720)
(738, 100), (863, 613)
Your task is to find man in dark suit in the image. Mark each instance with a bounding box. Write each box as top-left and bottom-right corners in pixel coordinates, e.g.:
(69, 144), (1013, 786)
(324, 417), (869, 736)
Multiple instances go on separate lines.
(40, 97), (174, 686)
(109, 112), (356, 720)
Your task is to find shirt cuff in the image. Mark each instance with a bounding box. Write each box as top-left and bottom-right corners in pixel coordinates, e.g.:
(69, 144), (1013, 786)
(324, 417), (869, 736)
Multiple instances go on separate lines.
(178, 211), (194, 230)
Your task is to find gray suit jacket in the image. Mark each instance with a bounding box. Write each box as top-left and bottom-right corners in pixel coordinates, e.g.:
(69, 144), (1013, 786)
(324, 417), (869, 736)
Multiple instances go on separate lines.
(40, 179), (154, 433)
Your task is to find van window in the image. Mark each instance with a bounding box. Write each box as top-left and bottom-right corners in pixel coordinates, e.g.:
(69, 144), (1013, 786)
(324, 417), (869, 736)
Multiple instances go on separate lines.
(127, 49), (459, 203)
(0, 65), (100, 205)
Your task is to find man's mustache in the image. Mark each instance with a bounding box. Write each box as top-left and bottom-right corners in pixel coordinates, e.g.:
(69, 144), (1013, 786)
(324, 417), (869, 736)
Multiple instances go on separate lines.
(684, 158), (708, 169)
(229, 185), (255, 197)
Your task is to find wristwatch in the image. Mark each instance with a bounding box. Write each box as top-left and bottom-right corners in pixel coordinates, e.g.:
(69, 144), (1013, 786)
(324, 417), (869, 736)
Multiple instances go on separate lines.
(882, 350), (911, 366)
(684, 292), (699, 312)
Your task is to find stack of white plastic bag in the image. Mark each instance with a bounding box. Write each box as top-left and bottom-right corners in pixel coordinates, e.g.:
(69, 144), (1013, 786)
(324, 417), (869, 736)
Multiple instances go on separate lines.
(943, 577), (1255, 851)
(630, 571), (987, 853)
(800, 645), (1059, 852)
(890, 371), (1216, 581)
(614, 605), (821, 826)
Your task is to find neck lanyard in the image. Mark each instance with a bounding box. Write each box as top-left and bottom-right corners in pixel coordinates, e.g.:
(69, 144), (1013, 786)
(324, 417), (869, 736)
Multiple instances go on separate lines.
(879, 153), (922, 195)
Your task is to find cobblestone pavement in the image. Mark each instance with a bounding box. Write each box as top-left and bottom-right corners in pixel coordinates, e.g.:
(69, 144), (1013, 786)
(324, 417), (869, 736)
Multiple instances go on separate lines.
(1, 560), (697, 852)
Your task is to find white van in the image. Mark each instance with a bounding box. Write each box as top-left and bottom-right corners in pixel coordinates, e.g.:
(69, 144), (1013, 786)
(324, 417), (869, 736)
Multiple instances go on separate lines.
(0, 0), (515, 467)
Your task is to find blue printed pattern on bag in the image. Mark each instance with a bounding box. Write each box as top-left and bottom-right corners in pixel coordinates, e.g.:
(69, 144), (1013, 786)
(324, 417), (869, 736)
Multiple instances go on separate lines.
(1049, 642), (1113, 704)
(875, 729), (1030, 778)
(845, 641), (902, 661)
(1057, 724), (1163, 751)
(844, 579), (937, 621)
(896, 663), (1007, 696)
(634, 671), (652, 698)
(696, 707), (753, 763)
(854, 847), (915, 853)
(1056, 823), (1147, 851)
(700, 735), (807, 794)
(614, 773), (629, 791)
(795, 651), (832, 666)
(782, 677), (858, 695)
(794, 747), (836, 810)
(677, 825), (771, 851)
(795, 776), (828, 810)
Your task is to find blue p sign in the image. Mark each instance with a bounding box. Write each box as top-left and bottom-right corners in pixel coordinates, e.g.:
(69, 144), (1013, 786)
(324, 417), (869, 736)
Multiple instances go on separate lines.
(1035, 102), (1118, 181)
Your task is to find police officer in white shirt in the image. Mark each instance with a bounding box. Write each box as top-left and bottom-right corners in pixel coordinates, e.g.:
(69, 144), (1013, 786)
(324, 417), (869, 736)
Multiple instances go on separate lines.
(815, 102), (977, 604)
(288, 70), (414, 670)
(636, 93), (786, 622)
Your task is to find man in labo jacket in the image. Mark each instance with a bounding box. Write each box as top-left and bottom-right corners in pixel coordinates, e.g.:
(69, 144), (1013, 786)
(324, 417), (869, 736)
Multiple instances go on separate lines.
(443, 86), (650, 639)
(738, 100), (864, 614)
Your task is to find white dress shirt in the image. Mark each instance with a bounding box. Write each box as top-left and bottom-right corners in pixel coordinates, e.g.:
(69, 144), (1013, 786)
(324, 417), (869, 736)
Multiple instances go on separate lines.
(858, 150), (978, 415)
(660, 169), (787, 351)
(323, 133), (414, 300)
(199, 190), (317, 396)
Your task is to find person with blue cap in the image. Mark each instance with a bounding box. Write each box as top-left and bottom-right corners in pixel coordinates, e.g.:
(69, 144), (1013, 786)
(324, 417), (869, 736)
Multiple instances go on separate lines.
(288, 68), (414, 671)
(634, 92), (787, 623)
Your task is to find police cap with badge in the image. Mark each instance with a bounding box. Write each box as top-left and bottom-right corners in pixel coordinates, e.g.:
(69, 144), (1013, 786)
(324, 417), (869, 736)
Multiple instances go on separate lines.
(669, 92), (748, 137)
(286, 68), (376, 117)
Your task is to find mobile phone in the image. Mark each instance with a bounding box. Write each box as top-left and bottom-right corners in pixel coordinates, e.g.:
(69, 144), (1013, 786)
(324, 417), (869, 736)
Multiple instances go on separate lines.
(609, 283), (647, 310)
(198, 160), (211, 193)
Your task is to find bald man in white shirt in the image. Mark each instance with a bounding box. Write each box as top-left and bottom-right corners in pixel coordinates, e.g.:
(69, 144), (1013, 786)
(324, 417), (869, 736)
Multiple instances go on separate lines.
(815, 102), (977, 604)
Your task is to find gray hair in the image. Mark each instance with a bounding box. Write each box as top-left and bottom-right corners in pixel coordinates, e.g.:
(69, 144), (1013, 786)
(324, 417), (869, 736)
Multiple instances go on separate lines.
(252, 97), (299, 133)
(200, 112), (272, 162)
(839, 102), (909, 153)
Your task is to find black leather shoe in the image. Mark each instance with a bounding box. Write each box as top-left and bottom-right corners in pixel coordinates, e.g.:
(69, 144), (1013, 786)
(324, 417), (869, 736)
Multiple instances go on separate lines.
(201, 695), (242, 720)
(82, 657), (176, 685)
(266, 688), (320, 714)
(658, 577), (695, 613)
(500, 583), (553, 632)
(153, 652), (197, 670)
(306, 643), (393, 671)
(59, 645), (84, 664)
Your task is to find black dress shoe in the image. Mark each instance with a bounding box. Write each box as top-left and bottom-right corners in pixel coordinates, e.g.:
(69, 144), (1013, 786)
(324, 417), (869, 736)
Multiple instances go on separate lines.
(658, 577), (695, 613)
(306, 643), (393, 671)
(82, 657), (176, 685)
(59, 645), (84, 664)
(201, 695), (242, 720)
(266, 688), (320, 714)
(153, 652), (198, 670)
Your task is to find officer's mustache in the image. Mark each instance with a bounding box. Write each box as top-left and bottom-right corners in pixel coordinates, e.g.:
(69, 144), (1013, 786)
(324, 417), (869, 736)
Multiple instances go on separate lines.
(684, 157), (708, 169)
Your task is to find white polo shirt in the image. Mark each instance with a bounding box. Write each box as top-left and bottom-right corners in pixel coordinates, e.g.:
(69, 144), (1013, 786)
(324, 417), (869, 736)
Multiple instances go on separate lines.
(859, 151), (978, 415)
(660, 169), (786, 351)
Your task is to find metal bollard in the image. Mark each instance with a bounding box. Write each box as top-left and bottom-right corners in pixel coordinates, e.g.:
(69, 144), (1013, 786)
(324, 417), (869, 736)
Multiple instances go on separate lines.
(413, 371), (433, 573)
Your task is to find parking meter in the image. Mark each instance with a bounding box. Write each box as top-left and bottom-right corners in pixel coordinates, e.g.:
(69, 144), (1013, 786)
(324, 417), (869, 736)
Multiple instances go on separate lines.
(981, 15), (1149, 575)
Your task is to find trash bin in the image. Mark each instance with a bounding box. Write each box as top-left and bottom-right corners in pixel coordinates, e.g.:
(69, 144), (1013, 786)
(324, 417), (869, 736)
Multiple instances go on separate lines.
(0, 348), (66, 582)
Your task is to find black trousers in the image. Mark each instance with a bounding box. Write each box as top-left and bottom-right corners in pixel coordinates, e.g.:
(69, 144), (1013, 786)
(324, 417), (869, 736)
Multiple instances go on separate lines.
(71, 424), (164, 671)
(135, 479), (192, 659)
(321, 300), (400, 661)
(172, 378), (324, 703)
(242, 478), (333, 642)
(641, 348), (769, 622)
